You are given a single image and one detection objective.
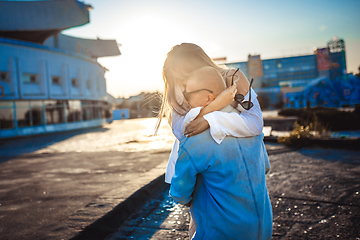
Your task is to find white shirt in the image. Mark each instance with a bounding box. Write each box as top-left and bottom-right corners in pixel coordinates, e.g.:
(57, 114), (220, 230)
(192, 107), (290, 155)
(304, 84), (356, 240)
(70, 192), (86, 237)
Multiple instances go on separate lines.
(165, 88), (264, 183)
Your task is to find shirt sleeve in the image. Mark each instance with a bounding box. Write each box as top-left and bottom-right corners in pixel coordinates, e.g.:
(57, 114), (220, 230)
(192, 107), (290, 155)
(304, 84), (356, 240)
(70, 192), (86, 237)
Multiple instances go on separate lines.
(171, 110), (185, 141)
(181, 107), (202, 135)
(165, 139), (179, 184)
(172, 107), (202, 140)
(170, 145), (198, 205)
(203, 88), (264, 144)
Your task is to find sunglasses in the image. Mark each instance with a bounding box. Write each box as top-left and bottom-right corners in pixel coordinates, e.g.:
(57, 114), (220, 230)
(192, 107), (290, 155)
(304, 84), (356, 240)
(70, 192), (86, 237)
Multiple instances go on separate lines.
(183, 88), (213, 102)
(231, 68), (254, 110)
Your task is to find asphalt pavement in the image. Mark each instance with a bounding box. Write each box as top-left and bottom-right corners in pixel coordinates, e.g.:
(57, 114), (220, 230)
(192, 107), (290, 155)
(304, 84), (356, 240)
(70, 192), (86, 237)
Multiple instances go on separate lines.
(107, 147), (360, 240)
(0, 117), (359, 240)
(0, 119), (174, 240)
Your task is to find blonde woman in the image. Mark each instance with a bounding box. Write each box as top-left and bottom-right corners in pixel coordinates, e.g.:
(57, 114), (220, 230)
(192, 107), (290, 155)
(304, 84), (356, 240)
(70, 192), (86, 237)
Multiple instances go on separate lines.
(156, 43), (270, 239)
(156, 43), (267, 182)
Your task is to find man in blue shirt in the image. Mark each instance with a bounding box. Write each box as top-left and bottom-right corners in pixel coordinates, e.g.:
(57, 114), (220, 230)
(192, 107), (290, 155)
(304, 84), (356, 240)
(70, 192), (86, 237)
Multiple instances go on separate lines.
(170, 66), (273, 239)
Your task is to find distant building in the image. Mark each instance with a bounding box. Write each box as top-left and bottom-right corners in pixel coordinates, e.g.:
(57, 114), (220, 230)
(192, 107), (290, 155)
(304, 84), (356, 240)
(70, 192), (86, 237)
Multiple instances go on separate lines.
(113, 109), (130, 120)
(224, 36), (360, 109)
(0, 0), (121, 138)
(225, 36), (346, 88)
(114, 92), (161, 119)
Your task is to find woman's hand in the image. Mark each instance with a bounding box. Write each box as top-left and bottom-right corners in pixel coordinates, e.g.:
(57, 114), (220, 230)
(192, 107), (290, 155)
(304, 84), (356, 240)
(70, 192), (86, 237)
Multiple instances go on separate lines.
(226, 69), (250, 96)
(184, 116), (210, 137)
(214, 83), (237, 107)
(183, 83), (237, 137)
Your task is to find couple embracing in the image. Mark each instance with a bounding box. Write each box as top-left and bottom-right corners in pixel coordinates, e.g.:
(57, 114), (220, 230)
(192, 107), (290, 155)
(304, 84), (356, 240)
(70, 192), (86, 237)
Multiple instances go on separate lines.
(155, 43), (273, 240)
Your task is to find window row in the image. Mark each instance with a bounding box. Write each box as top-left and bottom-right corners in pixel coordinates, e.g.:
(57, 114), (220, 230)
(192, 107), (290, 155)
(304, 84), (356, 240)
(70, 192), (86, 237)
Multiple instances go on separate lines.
(0, 71), (101, 89)
(0, 100), (112, 130)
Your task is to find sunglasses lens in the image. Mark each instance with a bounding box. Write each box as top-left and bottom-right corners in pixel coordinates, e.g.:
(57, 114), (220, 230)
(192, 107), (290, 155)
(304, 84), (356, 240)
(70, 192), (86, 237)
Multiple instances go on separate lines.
(241, 101), (253, 110)
(234, 94), (244, 103)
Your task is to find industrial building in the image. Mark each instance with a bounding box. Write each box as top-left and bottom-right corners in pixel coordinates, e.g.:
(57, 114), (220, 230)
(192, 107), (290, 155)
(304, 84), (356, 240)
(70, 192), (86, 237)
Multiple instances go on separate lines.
(0, 0), (121, 138)
(224, 36), (360, 109)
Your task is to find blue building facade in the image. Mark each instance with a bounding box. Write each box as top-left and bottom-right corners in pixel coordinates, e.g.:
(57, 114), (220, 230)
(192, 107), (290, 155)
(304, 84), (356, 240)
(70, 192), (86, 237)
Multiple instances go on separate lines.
(224, 36), (358, 109)
(262, 55), (318, 87)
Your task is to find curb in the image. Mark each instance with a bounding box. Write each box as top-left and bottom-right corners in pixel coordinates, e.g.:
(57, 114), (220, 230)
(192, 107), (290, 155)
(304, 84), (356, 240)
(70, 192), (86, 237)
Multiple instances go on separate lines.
(70, 174), (169, 240)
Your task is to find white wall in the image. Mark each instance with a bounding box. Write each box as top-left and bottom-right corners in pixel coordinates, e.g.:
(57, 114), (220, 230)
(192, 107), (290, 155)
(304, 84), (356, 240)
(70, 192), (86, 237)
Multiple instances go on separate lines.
(0, 40), (107, 101)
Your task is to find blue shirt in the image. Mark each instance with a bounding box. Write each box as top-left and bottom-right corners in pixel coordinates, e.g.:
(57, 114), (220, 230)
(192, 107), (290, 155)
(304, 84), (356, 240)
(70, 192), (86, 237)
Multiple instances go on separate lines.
(170, 132), (273, 240)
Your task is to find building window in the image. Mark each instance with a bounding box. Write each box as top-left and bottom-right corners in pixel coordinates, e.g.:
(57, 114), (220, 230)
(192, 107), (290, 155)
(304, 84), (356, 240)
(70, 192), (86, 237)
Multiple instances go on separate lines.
(86, 80), (91, 89)
(52, 76), (61, 85)
(22, 73), (37, 84)
(45, 100), (65, 125)
(0, 71), (9, 81)
(16, 101), (31, 127)
(103, 102), (112, 119)
(81, 100), (93, 121)
(92, 101), (102, 119)
(277, 63), (282, 68)
(0, 101), (15, 129)
(71, 78), (78, 87)
(67, 100), (82, 122)
(30, 101), (44, 126)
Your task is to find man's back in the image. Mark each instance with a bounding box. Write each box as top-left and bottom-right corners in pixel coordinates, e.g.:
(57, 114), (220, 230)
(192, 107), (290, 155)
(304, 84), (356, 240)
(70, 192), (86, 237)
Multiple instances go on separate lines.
(170, 130), (273, 240)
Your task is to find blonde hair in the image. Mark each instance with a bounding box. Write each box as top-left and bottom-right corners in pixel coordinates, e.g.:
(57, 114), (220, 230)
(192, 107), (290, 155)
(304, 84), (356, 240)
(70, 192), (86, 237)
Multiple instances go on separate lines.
(155, 43), (227, 133)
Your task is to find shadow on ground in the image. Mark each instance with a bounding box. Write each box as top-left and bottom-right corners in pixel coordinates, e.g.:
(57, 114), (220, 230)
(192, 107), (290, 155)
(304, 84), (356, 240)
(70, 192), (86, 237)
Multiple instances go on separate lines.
(107, 187), (190, 240)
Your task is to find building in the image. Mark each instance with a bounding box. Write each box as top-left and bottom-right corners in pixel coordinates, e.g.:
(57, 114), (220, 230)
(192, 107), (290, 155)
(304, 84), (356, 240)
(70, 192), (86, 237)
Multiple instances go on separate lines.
(224, 36), (359, 109)
(114, 92), (162, 119)
(0, 0), (121, 138)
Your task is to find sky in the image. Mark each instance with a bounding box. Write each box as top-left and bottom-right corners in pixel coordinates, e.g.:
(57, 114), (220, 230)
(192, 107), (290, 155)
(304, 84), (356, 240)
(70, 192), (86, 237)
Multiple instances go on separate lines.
(63, 0), (360, 98)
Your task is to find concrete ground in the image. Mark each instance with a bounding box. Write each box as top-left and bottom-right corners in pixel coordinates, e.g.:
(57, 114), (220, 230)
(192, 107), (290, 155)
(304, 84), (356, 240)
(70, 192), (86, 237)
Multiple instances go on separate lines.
(0, 118), (174, 240)
(1, 117), (359, 240)
(107, 148), (360, 240)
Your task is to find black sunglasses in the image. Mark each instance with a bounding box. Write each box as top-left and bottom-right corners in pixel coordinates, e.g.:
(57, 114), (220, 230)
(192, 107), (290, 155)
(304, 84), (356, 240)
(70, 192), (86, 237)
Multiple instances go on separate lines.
(231, 68), (254, 110)
(183, 88), (213, 102)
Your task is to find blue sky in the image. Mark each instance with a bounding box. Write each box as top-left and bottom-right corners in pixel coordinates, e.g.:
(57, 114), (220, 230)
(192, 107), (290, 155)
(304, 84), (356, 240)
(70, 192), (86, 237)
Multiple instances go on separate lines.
(64, 0), (360, 97)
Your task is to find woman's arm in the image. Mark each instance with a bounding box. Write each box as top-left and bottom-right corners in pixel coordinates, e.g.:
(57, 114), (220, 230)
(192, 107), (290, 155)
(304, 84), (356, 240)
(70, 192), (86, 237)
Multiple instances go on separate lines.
(184, 69), (252, 135)
(198, 84), (237, 117)
(171, 84), (237, 138)
(184, 88), (263, 141)
(195, 68), (249, 118)
(203, 93), (263, 143)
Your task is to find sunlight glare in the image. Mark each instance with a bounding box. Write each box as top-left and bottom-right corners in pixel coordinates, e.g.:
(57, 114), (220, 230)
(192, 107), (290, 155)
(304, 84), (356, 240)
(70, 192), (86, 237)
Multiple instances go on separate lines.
(100, 10), (199, 98)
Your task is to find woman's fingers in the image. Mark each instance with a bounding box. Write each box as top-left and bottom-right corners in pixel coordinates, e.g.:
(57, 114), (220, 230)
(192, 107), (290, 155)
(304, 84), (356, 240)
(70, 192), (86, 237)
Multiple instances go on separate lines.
(184, 120), (197, 135)
(184, 117), (209, 137)
(184, 123), (194, 136)
(189, 121), (209, 136)
(229, 83), (237, 96)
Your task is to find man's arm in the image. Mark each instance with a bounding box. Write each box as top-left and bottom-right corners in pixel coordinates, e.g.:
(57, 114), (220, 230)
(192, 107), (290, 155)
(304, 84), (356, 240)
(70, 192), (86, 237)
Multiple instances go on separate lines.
(169, 145), (198, 205)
